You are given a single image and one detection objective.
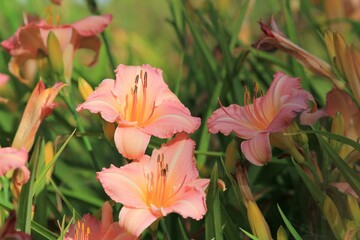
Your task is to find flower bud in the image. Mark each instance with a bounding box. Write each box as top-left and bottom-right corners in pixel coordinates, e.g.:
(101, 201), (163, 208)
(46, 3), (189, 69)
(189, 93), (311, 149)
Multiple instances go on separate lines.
(288, 122), (308, 147)
(324, 195), (345, 238)
(45, 141), (55, 184)
(247, 201), (271, 240)
(78, 77), (94, 101)
(347, 195), (360, 225)
(47, 31), (64, 76)
(225, 140), (237, 174)
(330, 112), (345, 153)
(277, 225), (288, 240)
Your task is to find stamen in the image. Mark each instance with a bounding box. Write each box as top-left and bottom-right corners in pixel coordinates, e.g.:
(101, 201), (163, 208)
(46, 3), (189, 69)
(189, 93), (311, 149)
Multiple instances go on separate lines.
(135, 75), (139, 84)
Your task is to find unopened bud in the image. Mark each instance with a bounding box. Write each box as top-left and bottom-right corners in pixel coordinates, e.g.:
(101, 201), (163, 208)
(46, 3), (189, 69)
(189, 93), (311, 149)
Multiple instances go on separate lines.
(247, 201), (271, 240)
(347, 195), (360, 225)
(330, 112), (345, 153)
(288, 122), (308, 147)
(78, 78), (94, 101)
(44, 141), (55, 184)
(47, 31), (64, 75)
(324, 195), (345, 238)
(277, 225), (288, 240)
(225, 140), (237, 174)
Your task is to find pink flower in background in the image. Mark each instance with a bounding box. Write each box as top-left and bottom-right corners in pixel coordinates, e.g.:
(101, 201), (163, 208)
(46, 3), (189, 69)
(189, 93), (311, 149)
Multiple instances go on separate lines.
(65, 201), (137, 240)
(207, 72), (314, 166)
(0, 147), (29, 184)
(12, 80), (65, 151)
(97, 134), (210, 237)
(0, 73), (10, 103)
(77, 64), (201, 160)
(1, 14), (112, 85)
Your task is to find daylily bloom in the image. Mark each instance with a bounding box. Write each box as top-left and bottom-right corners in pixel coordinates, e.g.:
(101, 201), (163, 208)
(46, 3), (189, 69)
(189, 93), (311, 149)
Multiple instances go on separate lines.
(207, 72), (314, 166)
(1, 14), (112, 85)
(12, 80), (65, 151)
(254, 17), (345, 90)
(0, 147), (28, 183)
(97, 134), (210, 237)
(65, 201), (137, 240)
(77, 64), (201, 160)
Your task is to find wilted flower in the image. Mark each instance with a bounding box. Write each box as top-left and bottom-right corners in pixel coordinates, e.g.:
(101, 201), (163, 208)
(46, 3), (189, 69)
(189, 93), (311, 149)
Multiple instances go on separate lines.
(1, 14), (112, 85)
(65, 201), (136, 240)
(77, 64), (201, 160)
(98, 134), (211, 237)
(254, 17), (345, 90)
(12, 80), (65, 151)
(208, 72), (313, 165)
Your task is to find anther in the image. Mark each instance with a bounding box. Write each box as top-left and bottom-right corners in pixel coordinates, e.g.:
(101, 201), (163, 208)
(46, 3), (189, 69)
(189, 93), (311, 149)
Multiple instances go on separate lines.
(135, 75), (139, 84)
(144, 72), (148, 88)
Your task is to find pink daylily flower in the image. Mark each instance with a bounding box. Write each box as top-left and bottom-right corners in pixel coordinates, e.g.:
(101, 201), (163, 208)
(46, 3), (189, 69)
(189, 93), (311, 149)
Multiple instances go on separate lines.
(207, 72), (314, 166)
(65, 201), (137, 240)
(97, 134), (210, 237)
(0, 147), (29, 183)
(77, 64), (201, 160)
(12, 80), (65, 151)
(1, 14), (112, 85)
(0, 73), (10, 103)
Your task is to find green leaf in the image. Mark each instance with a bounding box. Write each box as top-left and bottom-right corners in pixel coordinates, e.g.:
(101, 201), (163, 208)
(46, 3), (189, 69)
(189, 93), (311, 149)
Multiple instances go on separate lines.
(177, 218), (190, 240)
(31, 220), (58, 240)
(229, 0), (251, 50)
(205, 162), (223, 240)
(277, 204), (302, 240)
(293, 160), (325, 206)
(16, 138), (43, 233)
(33, 129), (76, 196)
(239, 228), (259, 240)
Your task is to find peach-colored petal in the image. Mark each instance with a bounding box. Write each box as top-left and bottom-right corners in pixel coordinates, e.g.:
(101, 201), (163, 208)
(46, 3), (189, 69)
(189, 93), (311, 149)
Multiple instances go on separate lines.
(101, 201), (113, 231)
(300, 109), (327, 125)
(241, 133), (271, 166)
(114, 127), (151, 160)
(103, 223), (137, 240)
(207, 104), (260, 139)
(331, 182), (359, 199)
(0, 147), (28, 179)
(77, 79), (121, 123)
(97, 164), (148, 208)
(71, 14), (112, 37)
(12, 80), (65, 150)
(162, 185), (207, 220)
(64, 214), (102, 240)
(143, 100), (201, 138)
(119, 207), (157, 237)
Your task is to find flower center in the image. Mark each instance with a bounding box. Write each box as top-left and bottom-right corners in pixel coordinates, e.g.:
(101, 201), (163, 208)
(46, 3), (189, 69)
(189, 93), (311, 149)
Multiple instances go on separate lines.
(74, 220), (91, 240)
(123, 71), (155, 125)
(145, 153), (169, 209)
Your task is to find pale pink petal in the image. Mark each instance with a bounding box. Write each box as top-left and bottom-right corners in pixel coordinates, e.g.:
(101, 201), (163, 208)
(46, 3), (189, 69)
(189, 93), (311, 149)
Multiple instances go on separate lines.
(150, 134), (198, 189)
(76, 79), (121, 123)
(0, 147), (28, 178)
(0, 73), (9, 86)
(113, 64), (175, 109)
(114, 127), (151, 160)
(241, 133), (271, 166)
(77, 36), (101, 66)
(207, 104), (261, 139)
(119, 207), (157, 237)
(331, 182), (359, 199)
(143, 100), (200, 138)
(39, 27), (73, 50)
(300, 109), (327, 125)
(161, 185), (207, 220)
(71, 14), (112, 37)
(97, 164), (148, 208)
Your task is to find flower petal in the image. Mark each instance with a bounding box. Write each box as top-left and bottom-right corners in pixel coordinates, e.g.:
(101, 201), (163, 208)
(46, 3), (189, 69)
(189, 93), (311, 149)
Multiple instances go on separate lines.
(119, 207), (157, 237)
(76, 79), (121, 123)
(143, 100), (200, 138)
(241, 133), (271, 166)
(162, 179), (208, 220)
(114, 127), (151, 160)
(207, 104), (261, 139)
(97, 164), (148, 208)
(71, 14), (112, 37)
(0, 147), (28, 178)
